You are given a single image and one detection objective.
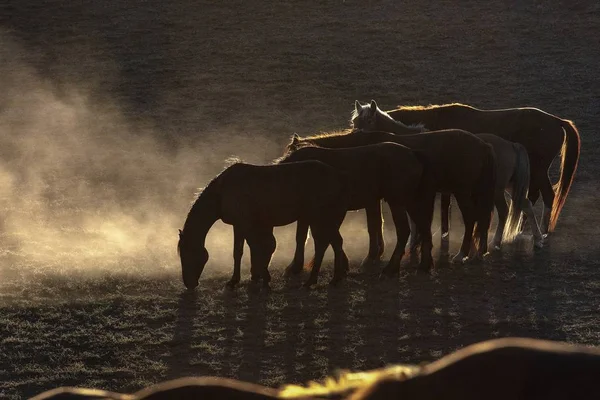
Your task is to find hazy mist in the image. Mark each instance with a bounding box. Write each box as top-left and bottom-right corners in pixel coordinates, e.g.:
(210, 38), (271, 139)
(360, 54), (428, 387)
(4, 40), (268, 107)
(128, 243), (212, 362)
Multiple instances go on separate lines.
(0, 32), (382, 284)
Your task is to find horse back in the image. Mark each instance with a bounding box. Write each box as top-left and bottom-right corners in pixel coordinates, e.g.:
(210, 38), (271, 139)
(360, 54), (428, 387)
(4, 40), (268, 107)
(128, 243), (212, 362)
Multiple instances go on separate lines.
(219, 162), (347, 227)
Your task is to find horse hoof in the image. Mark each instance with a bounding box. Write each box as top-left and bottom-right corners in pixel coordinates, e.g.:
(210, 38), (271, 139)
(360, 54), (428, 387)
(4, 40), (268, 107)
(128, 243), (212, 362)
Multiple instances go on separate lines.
(451, 253), (466, 264)
(534, 240), (544, 249)
(380, 268), (398, 279)
(225, 280), (238, 290)
(284, 267), (302, 277)
(360, 257), (379, 269)
(416, 265), (431, 274)
(328, 278), (343, 287)
(302, 280), (316, 288)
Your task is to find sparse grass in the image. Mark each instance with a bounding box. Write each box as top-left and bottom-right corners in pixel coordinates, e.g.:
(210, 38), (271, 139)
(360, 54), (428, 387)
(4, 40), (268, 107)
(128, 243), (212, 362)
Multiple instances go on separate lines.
(0, 0), (599, 399)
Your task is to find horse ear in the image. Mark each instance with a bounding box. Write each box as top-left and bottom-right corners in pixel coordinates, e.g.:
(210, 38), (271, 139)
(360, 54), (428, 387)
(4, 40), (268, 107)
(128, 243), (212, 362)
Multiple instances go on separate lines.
(354, 100), (362, 112)
(291, 133), (299, 144)
(370, 99), (378, 111)
(178, 229), (183, 237)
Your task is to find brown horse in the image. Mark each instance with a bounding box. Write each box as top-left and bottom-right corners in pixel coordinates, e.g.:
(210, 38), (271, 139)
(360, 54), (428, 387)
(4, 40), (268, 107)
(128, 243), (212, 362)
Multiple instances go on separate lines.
(353, 100), (545, 251)
(287, 129), (496, 264)
(363, 101), (580, 235)
(177, 160), (350, 289)
(276, 141), (436, 274)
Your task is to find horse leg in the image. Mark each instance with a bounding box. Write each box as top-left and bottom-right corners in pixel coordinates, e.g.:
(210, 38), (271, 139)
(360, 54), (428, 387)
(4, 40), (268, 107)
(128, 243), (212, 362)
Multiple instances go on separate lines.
(362, 200), (384, 267)
(452, 193), (475, 264)
(441, 193), (451, 243)
(417, 188), (436, 271)
(285, 220), (309, 275)
(524, 171), (541, 232)
(491, 194), (508, 251)
(537, 168), (555, 236)
(380, 203), (410, 277)
(329, 230), (349, 286)
(408, 214), (420, 253)
(247, 229), (276, 289)
(303, 222), (329, 288)
(523, 198), (545, 249)
(226, 225), (244, 289)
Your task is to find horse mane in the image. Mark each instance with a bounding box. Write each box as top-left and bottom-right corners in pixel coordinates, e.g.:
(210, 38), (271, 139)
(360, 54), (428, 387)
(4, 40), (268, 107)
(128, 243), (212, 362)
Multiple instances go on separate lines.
(351, 103), (425, 131)
(273, 129), (355, 165)
(302, 128), (355, 140)
(278, 364), (419, 398)
(395, 102), (474, 111)
(223, 156), (244, 167)
(374, 107), (425, 131)
(272, 140), (325, 165)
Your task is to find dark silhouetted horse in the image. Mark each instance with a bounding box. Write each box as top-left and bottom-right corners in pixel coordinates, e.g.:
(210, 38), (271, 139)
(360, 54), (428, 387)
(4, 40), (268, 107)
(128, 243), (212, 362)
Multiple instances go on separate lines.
(356, 101), (580, 236)
(353, 100), (544, 251)
(287, 129), (496, 264)
(178, 160), (349, 289)
(276, 141), (436, 275)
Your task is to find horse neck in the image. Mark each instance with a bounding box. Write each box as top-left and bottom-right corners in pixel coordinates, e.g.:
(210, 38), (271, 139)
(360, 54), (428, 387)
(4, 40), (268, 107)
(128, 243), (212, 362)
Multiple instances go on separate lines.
(389, 108), (438, 129)
(377, 113), (418, 135)
(308, 134), (357, 148)
(183, 183), (221, 246)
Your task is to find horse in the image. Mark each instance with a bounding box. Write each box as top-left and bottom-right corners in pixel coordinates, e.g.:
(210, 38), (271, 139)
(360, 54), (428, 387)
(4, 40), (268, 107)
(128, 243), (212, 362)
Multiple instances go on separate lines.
(177, 160), (350, 290)
(352, 100), (545, 250)
(287, 129), (496, 264)
(276, 141), (436, 275)
(356, 101), (581, 236)
(32, 338), (600, 400)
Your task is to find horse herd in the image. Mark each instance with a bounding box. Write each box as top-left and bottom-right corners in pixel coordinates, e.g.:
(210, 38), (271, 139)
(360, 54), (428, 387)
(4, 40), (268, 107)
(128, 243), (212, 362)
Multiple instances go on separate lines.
(177, 101), (580, 290)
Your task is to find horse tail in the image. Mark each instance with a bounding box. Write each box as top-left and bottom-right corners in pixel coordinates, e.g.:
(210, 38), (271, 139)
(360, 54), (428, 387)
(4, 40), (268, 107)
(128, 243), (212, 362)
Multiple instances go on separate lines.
(503, 143), (530, 242)
(549, 119), (581, 231)
(473, 143), (497, 250)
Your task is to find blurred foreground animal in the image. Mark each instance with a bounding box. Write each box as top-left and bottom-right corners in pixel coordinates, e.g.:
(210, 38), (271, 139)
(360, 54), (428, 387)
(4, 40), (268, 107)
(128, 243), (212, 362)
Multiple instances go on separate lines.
(276, 142), (436, 274)
(353, 100), (545, 251)
(353, 101), (580, 235)
(178, 160), (349, 289)
(287, 129), (496, 264)
(31, 337), (600, 400)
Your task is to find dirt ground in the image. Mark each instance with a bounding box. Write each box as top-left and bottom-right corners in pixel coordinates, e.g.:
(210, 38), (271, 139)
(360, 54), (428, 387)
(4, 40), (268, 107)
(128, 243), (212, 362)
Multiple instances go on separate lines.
(0, 1), (599, 399)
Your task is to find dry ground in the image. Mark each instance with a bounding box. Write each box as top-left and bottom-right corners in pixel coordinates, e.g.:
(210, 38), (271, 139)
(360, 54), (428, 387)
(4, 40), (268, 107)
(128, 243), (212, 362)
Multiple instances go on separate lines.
(0, 1), (599, 399)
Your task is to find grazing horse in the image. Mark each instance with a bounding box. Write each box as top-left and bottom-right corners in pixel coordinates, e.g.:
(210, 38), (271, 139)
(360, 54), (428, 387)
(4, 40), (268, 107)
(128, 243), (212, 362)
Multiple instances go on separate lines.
(361, 101), (580, 235)
(352, 100), (545, 250)
(31, 338), (600, 400)
(276, 141), (436, 274)
(287, 129), (496, 264)
(177, 160), (350, 289)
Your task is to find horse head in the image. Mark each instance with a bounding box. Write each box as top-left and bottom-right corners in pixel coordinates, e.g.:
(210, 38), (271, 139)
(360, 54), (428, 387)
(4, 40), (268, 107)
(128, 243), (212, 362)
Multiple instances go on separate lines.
(351, 99), (382, 130)
(285, 133), (303, 153)
(177, 229), (209, 290)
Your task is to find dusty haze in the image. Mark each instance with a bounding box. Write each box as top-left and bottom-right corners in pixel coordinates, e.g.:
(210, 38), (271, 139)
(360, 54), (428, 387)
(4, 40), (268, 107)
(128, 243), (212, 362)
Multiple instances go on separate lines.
(0, 32), (380, 285)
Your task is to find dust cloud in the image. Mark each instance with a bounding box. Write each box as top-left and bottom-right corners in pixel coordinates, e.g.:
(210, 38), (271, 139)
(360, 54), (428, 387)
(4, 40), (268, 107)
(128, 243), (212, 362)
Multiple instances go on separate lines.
(0, 33), (375, 284)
